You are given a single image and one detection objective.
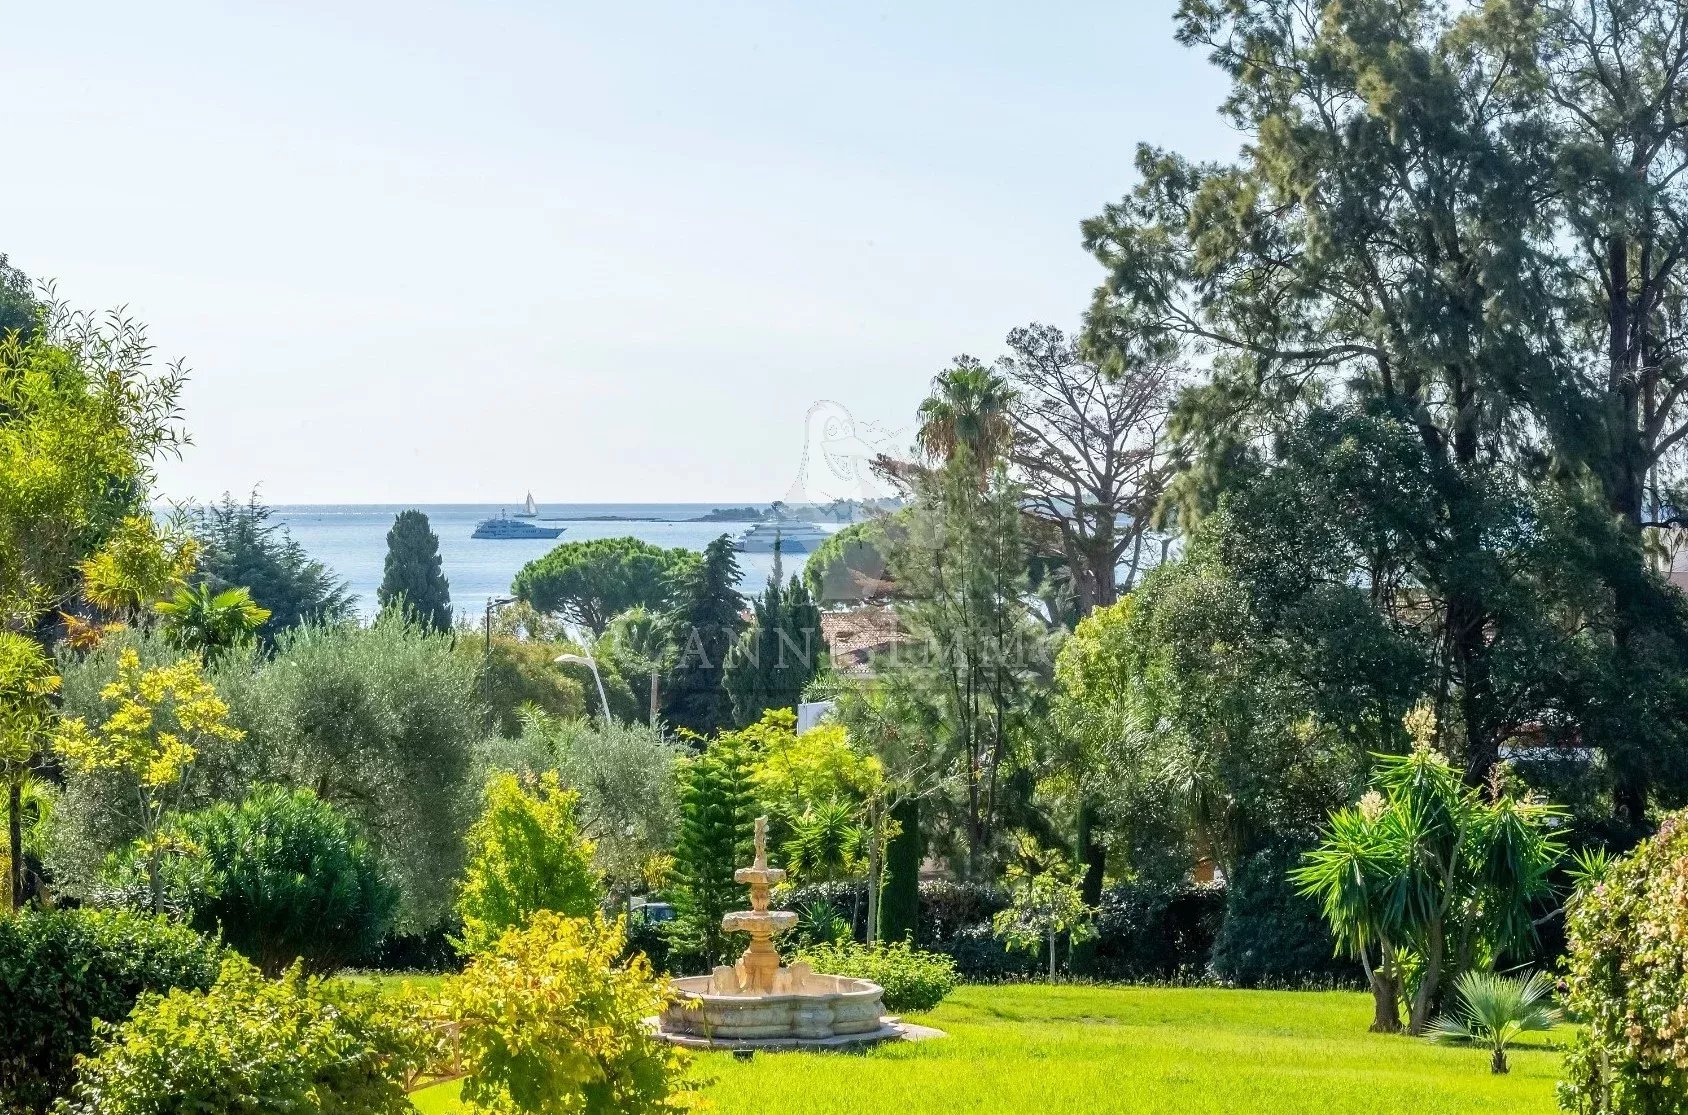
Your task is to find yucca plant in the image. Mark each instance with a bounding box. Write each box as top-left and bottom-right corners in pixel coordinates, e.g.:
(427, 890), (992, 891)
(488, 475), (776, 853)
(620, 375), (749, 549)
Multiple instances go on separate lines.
(1426, 969), (1561, 1073)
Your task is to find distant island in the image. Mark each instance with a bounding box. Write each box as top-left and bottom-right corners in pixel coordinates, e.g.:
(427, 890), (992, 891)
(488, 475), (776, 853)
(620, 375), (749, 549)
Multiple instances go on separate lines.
(687, 506), (768, 522)
(685, 499), (901, 523)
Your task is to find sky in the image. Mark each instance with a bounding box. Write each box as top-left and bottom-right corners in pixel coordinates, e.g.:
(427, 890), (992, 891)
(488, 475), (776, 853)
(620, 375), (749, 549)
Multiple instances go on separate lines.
(2, 1), (1240, 504)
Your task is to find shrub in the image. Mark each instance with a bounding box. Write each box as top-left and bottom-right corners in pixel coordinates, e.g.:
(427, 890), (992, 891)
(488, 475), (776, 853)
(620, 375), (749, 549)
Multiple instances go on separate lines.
(442, 910), (697, 1115)
(1210, 842), (1352, 987)
(1086, 881), (1226, 982)
(794, 939), (957, 1013)
(1559, 810), (1688, 1114)
(52, 956), (432, 1115)
(455, 771), (600, 957)
(0, 908), (221, 1114)
(167, 785), (397, 975)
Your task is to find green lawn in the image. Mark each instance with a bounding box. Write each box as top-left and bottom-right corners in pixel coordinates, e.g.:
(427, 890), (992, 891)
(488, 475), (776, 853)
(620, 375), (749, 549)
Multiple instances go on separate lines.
(406, 983), (1566, 1115)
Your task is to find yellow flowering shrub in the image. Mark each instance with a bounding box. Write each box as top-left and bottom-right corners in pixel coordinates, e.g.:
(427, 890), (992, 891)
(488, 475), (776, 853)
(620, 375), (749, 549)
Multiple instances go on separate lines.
(54, 649), (242, 912)
(442, 910), (698, 1115)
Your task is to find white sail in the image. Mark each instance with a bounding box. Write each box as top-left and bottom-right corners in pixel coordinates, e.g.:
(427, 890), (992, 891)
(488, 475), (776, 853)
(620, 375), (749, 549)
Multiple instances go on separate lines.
(519, 491), (538, 517)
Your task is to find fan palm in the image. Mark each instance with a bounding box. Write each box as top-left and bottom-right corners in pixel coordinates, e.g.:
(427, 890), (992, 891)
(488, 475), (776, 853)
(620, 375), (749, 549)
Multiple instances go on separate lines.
(154, 583), (270, 661)
(916, 363), (1016, 466)
(1426, 969), (1561, 1074)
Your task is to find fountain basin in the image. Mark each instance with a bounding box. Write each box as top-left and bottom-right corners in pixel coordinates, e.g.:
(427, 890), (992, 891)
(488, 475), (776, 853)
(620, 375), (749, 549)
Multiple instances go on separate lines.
(661, 972), (887, 1042)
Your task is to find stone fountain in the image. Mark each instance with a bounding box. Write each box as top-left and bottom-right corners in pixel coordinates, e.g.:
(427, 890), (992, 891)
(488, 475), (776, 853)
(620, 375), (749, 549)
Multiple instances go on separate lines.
(654, 817), (904, 1049)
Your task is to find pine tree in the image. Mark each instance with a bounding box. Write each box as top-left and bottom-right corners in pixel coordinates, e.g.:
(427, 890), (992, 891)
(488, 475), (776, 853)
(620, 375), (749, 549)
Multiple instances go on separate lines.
(670, 730), (757, 966)
(662, 534), (745, 738)
(377, 510), (452, 633)
(725, 569), (825, 728)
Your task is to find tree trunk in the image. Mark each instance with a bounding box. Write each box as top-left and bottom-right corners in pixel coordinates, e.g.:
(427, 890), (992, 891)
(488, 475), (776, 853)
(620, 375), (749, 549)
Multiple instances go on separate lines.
(1049, 928), (1057, 982)
(1407, 923), (1445, 1036)
(1491, 1046), (1508, 1075)
(865, 799), (882, 944)
(7, 781), (23, 912)
(1369, 972), (1402, 1034)
(1366, 946), (1402, 1034)
(147, 849), (164, 916)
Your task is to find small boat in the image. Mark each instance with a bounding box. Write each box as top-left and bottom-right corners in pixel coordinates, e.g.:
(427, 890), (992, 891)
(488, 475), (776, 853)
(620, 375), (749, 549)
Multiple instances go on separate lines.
(737, 519), (831, 554)
(514, 492), (539, 518)
(473, 512), (565, 540)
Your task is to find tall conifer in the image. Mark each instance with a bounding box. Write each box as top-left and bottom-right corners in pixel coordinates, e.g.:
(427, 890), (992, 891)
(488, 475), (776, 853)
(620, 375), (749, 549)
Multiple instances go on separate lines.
(377, 510), (452, 633)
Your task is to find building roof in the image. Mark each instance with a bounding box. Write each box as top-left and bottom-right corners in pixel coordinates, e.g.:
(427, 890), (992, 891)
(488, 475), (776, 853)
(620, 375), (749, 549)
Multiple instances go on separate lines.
(820, 607), (910, 673)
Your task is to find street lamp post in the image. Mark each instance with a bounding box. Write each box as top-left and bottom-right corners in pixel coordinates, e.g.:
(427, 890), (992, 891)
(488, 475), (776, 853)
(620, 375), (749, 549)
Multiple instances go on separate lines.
(483, 595), (516, 722)
(555, 647), (612, 727)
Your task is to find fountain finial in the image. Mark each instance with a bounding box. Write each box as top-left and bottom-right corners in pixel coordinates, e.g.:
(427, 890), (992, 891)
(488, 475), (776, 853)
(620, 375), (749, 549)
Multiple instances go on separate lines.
(754, 815), (768, 869)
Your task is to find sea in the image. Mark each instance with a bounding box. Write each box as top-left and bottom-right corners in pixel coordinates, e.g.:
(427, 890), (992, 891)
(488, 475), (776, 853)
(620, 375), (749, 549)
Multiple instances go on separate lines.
(271, 504), (825, 623)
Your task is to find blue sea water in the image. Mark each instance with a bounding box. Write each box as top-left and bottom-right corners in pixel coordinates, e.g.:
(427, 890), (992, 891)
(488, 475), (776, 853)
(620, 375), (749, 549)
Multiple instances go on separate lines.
(271, 504), (825, 623)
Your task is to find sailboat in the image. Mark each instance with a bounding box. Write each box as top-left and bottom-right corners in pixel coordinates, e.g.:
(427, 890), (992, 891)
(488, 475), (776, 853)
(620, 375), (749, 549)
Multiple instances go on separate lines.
(514, 491), (538, 518)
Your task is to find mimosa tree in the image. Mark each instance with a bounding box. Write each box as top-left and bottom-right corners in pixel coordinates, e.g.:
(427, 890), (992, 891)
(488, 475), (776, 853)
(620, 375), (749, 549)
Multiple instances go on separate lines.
(54, 649), (242, 913)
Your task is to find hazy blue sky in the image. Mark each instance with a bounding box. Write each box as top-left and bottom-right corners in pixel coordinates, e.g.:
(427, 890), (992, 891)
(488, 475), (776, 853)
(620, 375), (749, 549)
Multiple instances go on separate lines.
(4, 1), (1239, 504)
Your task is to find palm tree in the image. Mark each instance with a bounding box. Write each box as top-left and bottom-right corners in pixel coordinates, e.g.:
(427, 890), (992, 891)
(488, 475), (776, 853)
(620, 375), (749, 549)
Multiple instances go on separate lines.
(1427, 970), (1561, 1074)
(784, 799), (865, 883)
(154, 583), (270, 661)
(916, 363), (1016, 467)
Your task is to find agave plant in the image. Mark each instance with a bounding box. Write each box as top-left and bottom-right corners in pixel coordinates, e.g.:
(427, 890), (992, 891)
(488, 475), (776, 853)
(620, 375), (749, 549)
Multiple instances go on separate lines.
(1427, 970), (1561, 1073)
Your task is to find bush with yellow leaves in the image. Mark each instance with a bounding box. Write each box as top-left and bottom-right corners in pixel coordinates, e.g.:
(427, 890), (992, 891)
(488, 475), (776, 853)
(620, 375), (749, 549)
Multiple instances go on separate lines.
(442, 910), (698, 1115)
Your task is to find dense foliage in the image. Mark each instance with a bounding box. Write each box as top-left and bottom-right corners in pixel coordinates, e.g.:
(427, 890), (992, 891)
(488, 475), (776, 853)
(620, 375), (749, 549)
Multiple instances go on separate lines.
(539, 714), (681, 900)
(163, 786), (396, 975)
(802, 516), (898, 605)
(1560, 810), (1688, 1113)
(791, 939), (957, 1014)
(0, 632), (59, 909)
(0, 305), (185, 625)
(475, 635), (588, 736)
(725, 571), (824, 728)
(442, 911), (698, 1115)
(0, 907), (221, 1115)
(221, 618), (481, 931)
(54, 649), (244, 915)
(52, 956), (431, 1115)
(455, 771), (600, 957)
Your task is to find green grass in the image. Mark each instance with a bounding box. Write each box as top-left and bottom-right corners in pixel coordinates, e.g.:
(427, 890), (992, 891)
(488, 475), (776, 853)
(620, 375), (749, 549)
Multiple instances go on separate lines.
(406, 983), (1566, 1114)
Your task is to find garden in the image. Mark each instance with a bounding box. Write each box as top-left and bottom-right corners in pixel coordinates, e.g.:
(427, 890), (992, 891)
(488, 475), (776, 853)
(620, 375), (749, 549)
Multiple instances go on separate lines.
(8, 3), (1688, 1115)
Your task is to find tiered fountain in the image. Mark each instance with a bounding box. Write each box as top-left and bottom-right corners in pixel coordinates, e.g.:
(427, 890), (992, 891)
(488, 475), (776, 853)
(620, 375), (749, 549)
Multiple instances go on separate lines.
(655, 817), (901, 1049)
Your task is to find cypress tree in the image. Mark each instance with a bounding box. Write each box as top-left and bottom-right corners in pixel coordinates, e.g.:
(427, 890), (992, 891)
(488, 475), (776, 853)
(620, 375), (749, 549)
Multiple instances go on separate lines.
(877, 797), (921, 944)
(662, 534), (745, 738)
(377, 510), (452, 633)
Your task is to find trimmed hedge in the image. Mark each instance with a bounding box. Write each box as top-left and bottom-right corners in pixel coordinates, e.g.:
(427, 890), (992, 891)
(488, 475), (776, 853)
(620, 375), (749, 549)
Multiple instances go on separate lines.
(0, 908), (222, 1114)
